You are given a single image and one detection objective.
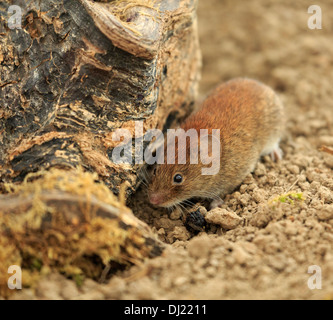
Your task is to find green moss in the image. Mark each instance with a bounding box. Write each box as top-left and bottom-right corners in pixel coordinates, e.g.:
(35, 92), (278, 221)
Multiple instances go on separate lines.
(31, 258), (43, 271)
(269, 192), (305, 205)
(74, 274), (85, 288)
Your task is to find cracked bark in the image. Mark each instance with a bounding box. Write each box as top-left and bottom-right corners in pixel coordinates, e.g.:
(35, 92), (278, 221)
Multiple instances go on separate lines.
(0, 0), (201, 195)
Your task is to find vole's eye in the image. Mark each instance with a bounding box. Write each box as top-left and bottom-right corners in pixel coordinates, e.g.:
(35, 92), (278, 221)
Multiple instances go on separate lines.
(153, 167), (157, 175)
(173, 173), (183, 184)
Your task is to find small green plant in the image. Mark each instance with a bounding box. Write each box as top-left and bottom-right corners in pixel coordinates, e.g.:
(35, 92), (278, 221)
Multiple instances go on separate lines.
(269, 192), (305, 205)
(31, 258), (43, 271)
(74, 274), (85, 288)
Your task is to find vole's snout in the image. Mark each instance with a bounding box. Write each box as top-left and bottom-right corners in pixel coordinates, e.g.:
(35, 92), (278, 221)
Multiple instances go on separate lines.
(149, 192), (164, 206)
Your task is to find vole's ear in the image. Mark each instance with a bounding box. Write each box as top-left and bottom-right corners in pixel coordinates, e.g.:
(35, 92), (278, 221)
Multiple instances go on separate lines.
(199, 130), (221, 175)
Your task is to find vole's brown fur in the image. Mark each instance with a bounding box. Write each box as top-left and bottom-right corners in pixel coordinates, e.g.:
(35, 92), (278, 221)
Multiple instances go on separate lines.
(148, 78), (284, 208)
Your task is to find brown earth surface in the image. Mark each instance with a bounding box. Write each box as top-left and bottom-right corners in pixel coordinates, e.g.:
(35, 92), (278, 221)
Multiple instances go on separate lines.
(10, 0), (333, 300)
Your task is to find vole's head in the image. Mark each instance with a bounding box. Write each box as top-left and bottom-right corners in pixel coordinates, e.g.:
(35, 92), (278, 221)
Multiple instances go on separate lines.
(148, 163), (199, 207)
(147, 130), (221, 208)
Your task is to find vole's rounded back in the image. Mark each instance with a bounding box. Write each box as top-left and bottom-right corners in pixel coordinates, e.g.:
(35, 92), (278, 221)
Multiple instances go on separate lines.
(148, 78), (284, 208)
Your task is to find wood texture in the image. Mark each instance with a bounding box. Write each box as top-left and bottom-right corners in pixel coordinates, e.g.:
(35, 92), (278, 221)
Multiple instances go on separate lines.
(0, 0), (201, 194)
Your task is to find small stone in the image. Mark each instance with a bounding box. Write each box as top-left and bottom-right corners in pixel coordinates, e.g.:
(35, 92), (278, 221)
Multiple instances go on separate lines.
(284, 221), (298, 236)
(239, 184), (248, 194)
(209, 258), (220, 267)
(232, 246), (251, 265)
(168, 226), (191, 242)
(232, 191), (241, 200)
(170, 207), (182, 220)
(292, 156), (312, 168)
(157, 228), (165, 235)
(254, 163), (266, 176)
(318, 186), (333, 203)
(267, 172), (278, 185)
(243, 174), (255, 184)
(205, 266), (216, 277)
(239, 193), (251, 206)
(287, 164), (300, 175)
(247, 183), (257, 191)
(267, 254), (287, 271)
(197, 257), (208, 267)
(61, 280), (80, 299)
(205, 208), (242, 230)
(187, 234), (213, 259)
(173, 276), (188, 286)
(36, 280), (62, 300)
(252, 188), (267, 203)
(316, 205), (333, 220)
(298, 181), (310, 191)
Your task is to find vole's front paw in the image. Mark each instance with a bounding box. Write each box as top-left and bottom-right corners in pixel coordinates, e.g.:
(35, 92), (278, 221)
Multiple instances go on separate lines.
(270, 146), (283, 162)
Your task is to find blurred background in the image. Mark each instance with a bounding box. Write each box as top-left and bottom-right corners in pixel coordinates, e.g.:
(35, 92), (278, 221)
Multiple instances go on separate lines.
(197, 0), (333, 154)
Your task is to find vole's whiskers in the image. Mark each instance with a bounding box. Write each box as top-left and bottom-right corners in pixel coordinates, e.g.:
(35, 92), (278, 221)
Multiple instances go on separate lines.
(136, 176), (148, 188)
(182, 199), (195, 209)
(178, 203), (190, 214)
(137, 165), (153, 189)
(138, 166), (149, 181)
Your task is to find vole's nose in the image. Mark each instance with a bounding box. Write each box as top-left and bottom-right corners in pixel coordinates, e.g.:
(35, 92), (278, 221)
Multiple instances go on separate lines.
(149, 193), (164, 205)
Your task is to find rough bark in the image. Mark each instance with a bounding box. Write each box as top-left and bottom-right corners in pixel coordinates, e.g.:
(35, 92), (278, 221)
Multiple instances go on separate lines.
(0, 0), (201, 194)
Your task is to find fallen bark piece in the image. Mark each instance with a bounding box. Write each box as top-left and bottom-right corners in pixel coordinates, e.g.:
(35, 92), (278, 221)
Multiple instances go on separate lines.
(0, 168), (164, 298)
(205, 208), (243, 230)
